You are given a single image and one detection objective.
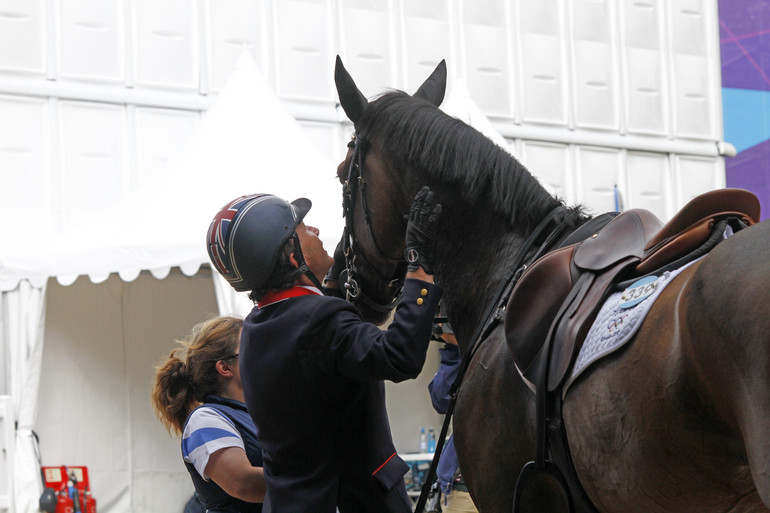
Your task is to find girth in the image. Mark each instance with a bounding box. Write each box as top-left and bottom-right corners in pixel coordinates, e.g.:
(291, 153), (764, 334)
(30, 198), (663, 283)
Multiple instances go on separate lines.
(508, 188), (760, 513)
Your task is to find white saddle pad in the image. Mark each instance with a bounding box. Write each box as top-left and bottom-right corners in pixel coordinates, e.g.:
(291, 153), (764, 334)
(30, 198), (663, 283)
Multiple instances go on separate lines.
(563, 256), (703, 394)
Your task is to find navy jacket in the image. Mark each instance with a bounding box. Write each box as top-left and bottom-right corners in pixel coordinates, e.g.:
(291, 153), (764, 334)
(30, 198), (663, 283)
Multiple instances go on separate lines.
(240, 279), (441, 513)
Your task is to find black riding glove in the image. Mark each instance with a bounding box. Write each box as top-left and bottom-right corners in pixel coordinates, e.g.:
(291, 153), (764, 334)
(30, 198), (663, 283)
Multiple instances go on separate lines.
(404, 186), (442, 274)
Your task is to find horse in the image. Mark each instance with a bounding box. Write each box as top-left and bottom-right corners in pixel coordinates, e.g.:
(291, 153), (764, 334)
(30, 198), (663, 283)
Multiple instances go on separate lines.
(331, 55), (770, 513)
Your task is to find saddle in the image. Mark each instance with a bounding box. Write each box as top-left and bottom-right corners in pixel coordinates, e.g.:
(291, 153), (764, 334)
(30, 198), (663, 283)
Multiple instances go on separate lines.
(506, 187), (759, 390)
(506, 188), (760, 513)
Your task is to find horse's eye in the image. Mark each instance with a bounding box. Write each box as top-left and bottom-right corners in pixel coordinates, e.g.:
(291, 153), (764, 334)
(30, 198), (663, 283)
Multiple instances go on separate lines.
(347, 139), (355, 149)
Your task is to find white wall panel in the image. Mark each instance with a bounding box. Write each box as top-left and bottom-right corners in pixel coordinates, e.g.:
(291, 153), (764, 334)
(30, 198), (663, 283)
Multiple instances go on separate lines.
(570, 0), (618, 130)
(299, 120), (346, 165)
(58, 101), (127, 225)
(621, 0), (661, 49)
(668, 1), (715, 140)
(669, 0), (709, 57)
(0, 96), (49, 207)
(626, 151), (670, 221)
(575, 146), (621, 215)
(402, 0), (452, 94)
(204, 0), (266, 92)
(0, 96), (50, 241)
(133, 107), (199, 187)
(461, 0), (513, 118)
(572, 40), (617, 129)
(515, 0), (567, 125)
(674, 155), (722, 207)
(623, 48), (667, 135)
(671, 54), (712, 139)
(619, 0), (667, 135)
(132, 0), (198, 89)
(339, 0), (398, 99)
(56, 0), (125, 82)
(0, 0), (46, 74)
(273, 0), (335, 101)
(520, 141), (571, 202)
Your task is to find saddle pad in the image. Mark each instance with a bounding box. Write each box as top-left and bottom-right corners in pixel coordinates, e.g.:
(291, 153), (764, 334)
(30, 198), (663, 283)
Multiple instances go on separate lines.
(563, 256), (703, 395)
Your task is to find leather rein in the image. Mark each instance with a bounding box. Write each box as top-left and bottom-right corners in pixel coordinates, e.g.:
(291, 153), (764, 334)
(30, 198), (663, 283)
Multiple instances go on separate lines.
(413, 205), (573, 513)
(340, 134), (405, 314)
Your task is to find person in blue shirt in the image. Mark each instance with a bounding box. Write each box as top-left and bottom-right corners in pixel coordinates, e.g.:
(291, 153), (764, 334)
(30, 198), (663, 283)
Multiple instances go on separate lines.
(428, 320), (479, 513)
(152, 315), (265, 513)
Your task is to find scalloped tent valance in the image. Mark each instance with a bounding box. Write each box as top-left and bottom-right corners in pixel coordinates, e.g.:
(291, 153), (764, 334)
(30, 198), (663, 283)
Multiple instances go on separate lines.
(0, 53), (342, 292)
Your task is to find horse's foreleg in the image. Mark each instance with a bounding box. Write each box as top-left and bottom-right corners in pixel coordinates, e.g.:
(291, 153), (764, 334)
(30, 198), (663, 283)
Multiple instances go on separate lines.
(454, 334), (563, 513)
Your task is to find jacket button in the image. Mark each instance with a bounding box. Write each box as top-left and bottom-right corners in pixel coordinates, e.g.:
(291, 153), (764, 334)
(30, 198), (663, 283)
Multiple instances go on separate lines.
(420, 288), (428, 296)
(417, 298), (424, 305)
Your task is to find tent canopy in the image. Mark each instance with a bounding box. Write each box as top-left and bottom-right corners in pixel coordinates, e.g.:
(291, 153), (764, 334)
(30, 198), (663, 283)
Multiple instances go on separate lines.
(0, 53), (344, 292)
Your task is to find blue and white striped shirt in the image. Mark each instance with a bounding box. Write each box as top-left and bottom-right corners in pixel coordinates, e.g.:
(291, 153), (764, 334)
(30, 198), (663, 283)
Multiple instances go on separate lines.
(182, 406), (245, 480)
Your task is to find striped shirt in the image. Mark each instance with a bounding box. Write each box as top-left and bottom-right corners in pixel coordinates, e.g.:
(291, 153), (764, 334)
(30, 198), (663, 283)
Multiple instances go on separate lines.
(182, 406), (245, 480)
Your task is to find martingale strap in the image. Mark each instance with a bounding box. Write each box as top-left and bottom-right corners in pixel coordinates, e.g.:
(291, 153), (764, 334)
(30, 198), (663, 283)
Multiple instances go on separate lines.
(413, 206), (571, 513)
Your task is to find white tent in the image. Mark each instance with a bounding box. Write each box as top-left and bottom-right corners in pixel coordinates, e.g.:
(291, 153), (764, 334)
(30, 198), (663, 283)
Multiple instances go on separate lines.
(0, 53), (345, 513)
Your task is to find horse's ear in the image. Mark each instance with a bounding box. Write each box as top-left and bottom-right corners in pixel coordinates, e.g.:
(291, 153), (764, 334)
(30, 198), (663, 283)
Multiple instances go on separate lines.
(335, 55), (368, 124)
(413, 59), (447, 107)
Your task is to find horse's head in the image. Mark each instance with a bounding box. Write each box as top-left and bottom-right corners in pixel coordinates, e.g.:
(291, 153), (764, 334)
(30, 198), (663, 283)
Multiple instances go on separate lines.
(332, 56), (446, 324)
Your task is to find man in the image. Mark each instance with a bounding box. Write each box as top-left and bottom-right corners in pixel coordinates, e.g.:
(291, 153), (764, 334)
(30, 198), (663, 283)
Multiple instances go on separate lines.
(428, 319), (478, 513)
(206, 188), (442, 512)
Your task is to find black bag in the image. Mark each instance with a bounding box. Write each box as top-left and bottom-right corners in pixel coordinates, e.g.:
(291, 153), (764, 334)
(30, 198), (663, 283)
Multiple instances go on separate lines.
(425, 479), (442, 513)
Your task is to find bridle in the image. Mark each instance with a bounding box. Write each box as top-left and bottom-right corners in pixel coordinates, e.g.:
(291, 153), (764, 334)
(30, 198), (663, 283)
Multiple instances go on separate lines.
(340, 133), (406, 315)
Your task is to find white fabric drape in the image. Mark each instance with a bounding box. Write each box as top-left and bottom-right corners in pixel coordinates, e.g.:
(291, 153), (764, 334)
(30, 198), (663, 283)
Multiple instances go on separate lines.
(2, 280), (47, 513)
(211, 273), (254, 318)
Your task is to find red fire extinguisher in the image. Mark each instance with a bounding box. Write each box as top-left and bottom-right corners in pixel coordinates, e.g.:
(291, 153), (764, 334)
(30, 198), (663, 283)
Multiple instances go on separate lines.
(82, 490), (97, 513)
(55, 489), (74, 513)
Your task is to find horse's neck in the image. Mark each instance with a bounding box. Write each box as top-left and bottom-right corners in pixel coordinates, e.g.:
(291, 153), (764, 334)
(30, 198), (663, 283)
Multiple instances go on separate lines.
(435, 196), (583, 353)
(436, 224), (527, 353)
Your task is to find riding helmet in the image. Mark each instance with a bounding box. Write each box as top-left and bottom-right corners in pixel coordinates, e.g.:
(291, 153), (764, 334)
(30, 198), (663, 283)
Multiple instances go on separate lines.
(206, 193), (311, 291)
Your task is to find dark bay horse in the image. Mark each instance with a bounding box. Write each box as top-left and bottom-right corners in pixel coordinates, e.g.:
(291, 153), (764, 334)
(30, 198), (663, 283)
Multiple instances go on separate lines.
(332, 56), (770, 513)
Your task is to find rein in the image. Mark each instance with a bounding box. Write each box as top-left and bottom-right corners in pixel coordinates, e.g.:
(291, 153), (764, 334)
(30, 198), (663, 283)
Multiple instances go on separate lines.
(341, 134), (405, 313)
(414, 205), (571, 513)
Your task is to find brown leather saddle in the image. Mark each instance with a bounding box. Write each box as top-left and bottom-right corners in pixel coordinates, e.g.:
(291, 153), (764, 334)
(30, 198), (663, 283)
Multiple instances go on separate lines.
(507, 188), (760, 513)
(506, 187), (760, 391)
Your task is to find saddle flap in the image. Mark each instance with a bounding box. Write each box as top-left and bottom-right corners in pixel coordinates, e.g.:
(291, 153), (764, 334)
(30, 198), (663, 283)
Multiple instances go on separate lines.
(505, 246), (576, 380)
(573, 209), (663, 271)
(548, 257), (639, 391)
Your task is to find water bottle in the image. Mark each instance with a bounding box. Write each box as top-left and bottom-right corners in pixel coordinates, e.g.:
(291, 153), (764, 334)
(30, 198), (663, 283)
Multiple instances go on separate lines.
(419, 427), (428, 453)
(427, 428), (436, 453)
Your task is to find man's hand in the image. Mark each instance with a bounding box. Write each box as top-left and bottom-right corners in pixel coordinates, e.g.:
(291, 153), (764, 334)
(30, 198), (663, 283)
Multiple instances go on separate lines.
(404, 186), (442, 274)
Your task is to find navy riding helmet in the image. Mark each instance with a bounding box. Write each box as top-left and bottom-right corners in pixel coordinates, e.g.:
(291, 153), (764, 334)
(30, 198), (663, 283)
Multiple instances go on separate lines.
(207, 194), (311, 292)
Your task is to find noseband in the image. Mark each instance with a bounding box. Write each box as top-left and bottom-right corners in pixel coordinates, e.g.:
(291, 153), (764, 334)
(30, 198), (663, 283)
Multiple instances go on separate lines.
(340, 133), (405, 314)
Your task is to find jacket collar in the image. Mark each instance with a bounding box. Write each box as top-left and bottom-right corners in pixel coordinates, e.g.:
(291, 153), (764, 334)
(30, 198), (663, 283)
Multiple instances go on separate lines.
(257, 285), (322, 308)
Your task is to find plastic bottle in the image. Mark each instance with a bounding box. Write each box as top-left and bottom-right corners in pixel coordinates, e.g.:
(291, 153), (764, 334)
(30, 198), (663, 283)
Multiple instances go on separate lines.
(419, 427), (428, 453)
(427, 428), (436, 453)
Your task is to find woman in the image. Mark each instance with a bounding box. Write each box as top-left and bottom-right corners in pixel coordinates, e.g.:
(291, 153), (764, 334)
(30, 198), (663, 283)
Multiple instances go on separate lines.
(152, 315), (265, 512)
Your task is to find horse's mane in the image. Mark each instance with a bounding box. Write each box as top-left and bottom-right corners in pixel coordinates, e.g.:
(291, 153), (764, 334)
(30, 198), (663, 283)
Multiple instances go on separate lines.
(359, 91), (582, 231)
